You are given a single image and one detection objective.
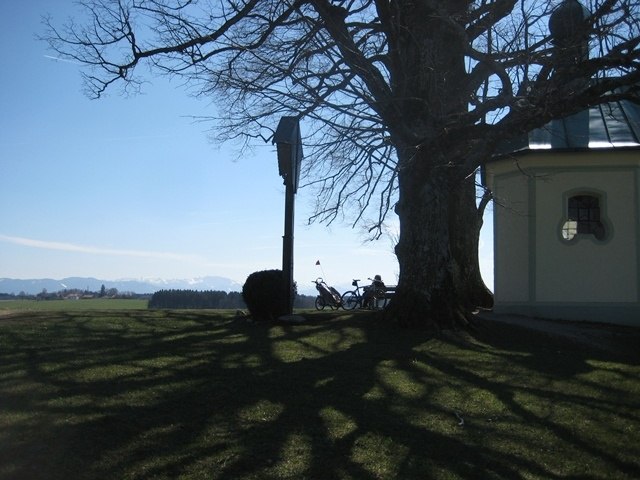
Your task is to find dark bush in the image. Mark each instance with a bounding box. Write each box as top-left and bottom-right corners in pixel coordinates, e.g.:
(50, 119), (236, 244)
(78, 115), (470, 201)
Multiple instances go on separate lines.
(242, 269), (296, 321)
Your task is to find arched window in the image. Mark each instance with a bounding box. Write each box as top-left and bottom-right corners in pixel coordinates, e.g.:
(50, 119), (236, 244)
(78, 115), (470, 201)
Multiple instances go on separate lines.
(561, 194), (606, 241)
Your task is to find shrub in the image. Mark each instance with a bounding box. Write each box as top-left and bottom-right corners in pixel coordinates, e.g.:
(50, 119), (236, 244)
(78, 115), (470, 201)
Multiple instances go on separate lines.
(242, 269), (296, 321)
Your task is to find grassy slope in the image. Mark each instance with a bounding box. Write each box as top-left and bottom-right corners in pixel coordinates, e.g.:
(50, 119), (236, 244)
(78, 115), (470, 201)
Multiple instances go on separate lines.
(0, 309), (638, 480)
(0, 298), (148, 314)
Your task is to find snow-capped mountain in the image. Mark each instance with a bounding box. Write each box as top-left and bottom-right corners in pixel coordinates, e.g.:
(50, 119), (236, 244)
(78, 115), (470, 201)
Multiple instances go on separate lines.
(0, 276), (242, 295)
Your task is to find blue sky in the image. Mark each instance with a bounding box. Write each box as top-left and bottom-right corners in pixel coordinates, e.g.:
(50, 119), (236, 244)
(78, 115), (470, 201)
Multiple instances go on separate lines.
(0, 1), (493, 293)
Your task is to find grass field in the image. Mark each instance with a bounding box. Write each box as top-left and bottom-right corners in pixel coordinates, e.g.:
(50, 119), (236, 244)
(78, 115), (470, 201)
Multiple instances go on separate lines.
(0, 308), (638, 479)
(0, 298), (148, 314)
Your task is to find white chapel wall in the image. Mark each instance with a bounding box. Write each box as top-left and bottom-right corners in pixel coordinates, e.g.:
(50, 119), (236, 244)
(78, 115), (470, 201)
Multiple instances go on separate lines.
(534, 167), (638, 302)
(490, 170), (531, 303)
(487, 150), (640, 308)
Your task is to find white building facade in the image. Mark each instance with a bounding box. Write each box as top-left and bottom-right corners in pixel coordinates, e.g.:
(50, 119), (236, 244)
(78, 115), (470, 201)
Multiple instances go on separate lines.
(484, 101), (640, 325)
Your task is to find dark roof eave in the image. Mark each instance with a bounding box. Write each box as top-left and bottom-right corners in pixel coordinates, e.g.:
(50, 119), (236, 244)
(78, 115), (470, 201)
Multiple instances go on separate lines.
(489, 144), (640, 162)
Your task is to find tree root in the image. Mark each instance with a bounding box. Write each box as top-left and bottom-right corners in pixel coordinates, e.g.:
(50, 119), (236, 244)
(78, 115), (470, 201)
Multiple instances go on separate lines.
(384, 291), (474, 330)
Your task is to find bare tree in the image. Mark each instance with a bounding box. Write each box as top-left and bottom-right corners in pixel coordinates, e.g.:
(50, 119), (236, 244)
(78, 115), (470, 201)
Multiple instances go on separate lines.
(43, 0), (640, 328)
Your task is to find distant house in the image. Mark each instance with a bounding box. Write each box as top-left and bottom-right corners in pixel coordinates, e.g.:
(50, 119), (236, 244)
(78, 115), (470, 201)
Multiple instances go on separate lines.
(483, 98), (640, 326)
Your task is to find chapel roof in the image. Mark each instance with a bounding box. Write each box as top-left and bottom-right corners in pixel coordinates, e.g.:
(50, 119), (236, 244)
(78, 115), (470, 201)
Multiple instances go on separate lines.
(496, 98), (640, 155)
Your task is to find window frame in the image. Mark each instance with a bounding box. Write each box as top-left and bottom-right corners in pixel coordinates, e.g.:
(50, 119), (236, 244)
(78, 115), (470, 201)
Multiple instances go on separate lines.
(559, 190), (611, 244)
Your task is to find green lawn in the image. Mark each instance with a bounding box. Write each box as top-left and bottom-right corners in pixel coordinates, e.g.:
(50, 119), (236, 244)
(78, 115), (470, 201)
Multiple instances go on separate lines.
(0, 298), (148, 314)
(0, 309), (638, 479)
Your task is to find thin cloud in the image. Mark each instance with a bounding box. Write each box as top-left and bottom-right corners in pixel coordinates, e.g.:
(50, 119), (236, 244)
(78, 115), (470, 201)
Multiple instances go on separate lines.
(0, 234), (198, 262)
(43, 55), (84, 65)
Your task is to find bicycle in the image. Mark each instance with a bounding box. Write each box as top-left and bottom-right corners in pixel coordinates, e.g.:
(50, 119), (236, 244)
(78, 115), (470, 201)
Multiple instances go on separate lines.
(341, 279), (387, 310)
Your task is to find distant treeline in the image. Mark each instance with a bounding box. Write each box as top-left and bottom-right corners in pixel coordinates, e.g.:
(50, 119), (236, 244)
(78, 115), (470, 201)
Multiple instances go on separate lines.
(148, 289), (317, 310)
(0, 288), (149, 301)
(148, 289), (245, 309)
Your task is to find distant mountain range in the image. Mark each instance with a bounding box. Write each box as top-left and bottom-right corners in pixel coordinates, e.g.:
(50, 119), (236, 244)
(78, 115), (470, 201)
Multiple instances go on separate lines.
(0, 276), (243, 295)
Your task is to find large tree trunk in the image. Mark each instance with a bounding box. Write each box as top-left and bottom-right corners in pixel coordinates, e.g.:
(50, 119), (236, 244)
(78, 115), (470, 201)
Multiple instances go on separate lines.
(386, 148), (492, 329)
(383, 2), (493, 329)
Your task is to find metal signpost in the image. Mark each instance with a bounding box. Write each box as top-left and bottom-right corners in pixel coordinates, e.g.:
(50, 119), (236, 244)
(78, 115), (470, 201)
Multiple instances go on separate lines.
(273, 116), (303, 315)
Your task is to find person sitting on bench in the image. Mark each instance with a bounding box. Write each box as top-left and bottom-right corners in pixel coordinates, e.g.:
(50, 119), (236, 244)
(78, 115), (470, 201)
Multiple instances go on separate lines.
(363, 275), (385, 309)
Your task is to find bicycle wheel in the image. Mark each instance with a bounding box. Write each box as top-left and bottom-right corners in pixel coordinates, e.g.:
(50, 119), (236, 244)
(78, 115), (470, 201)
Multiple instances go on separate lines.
(315, 296), (325, 311)
(341, 291), (359, 310)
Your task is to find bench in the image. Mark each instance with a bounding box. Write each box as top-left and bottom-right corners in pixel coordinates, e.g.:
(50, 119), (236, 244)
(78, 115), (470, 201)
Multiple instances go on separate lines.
(373, 285), (396, 308)
(383, 285), (397, 300)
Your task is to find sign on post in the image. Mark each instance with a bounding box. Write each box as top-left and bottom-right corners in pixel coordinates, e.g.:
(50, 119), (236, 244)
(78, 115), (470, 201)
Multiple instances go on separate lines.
(273, 116), (303, 315)
(274, 116), (303, 193)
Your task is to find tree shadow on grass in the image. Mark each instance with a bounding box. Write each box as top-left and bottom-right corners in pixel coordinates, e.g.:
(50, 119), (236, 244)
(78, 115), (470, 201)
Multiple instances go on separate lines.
(0, 311), (639, 479)
(429, 318), (640, 476)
